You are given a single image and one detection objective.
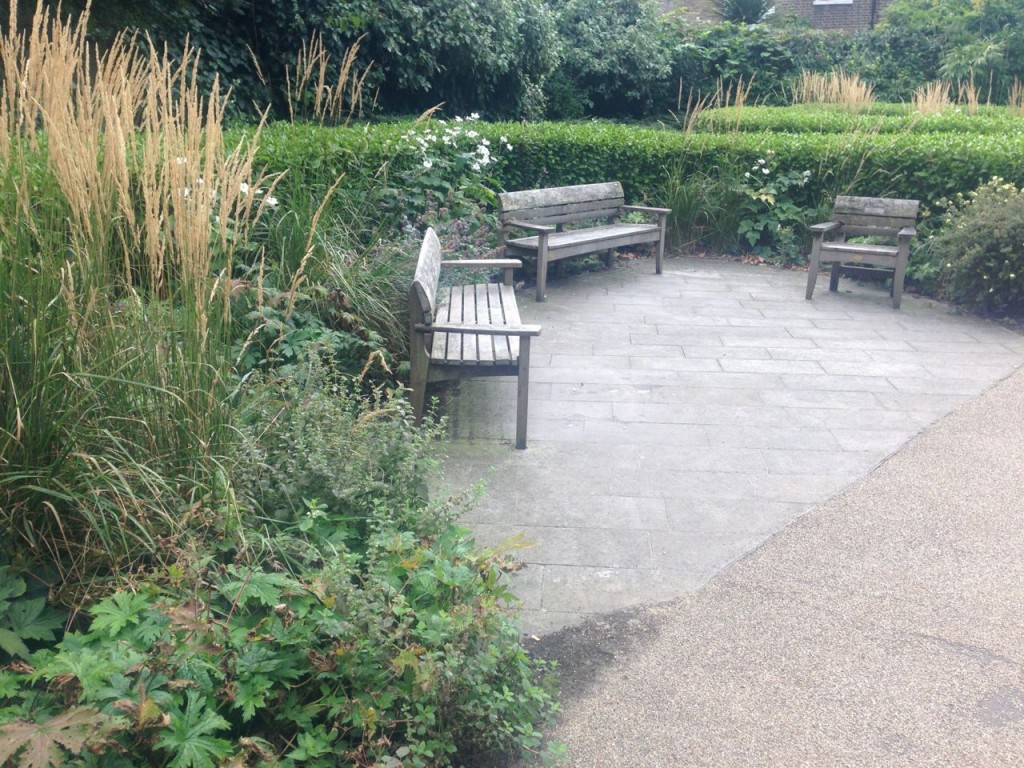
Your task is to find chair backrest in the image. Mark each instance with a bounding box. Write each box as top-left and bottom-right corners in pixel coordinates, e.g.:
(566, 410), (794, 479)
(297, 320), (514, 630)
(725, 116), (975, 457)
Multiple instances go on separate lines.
(410, 227), (442, 327)
(832, 195), (919, 238)
(498, 182), (625, 227)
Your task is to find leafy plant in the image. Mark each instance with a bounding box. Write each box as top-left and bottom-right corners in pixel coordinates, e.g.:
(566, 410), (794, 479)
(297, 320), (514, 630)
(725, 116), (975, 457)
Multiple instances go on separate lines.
(717, 0), (776, 24)
(0, 569), (65, 660)
(920, 176), (1024, 313)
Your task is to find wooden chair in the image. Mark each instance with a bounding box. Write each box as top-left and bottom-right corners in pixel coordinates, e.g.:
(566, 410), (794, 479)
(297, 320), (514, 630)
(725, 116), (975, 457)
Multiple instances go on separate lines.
(805, 196), (919, 309)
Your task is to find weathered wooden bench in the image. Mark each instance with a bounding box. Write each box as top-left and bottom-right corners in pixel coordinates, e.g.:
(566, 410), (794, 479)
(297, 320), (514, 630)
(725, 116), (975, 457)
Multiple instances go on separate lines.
(805, 195), (920, 309)
(409, 228), (541, 449)
(498, 181), (670, 301)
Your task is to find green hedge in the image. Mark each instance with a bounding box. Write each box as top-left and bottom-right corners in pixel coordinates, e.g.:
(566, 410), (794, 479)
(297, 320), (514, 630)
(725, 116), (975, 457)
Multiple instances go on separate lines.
(246, 118), (1024, 219)
(693, 105), (1024, 136)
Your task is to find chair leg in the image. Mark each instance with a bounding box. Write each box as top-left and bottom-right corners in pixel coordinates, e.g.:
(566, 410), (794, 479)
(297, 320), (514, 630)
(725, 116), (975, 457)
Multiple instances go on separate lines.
(515, 337), (532, 449)
(806, 240), (822, 300)
(829, 262), (842, 292)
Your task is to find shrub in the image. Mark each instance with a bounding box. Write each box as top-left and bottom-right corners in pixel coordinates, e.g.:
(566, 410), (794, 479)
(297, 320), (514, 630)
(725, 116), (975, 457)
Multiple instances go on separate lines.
(918, 177), (1024, 313)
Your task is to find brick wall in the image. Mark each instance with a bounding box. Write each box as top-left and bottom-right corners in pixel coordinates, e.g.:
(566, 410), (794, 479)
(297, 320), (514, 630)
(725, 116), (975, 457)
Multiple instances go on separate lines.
(774, 0), (896, 30)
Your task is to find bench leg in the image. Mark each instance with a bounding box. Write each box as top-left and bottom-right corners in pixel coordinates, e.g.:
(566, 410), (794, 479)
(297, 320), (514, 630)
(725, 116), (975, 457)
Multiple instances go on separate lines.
(535, 237), (549, 302)
(603, 248), (614, 268)
(515, 336), (532, 449)
(805, 238), (822, 300)
(655, 220), (666, 275)
(409, 343), (429, 425)
(829, 262), (842, 292)
(892, 260), (907, 310)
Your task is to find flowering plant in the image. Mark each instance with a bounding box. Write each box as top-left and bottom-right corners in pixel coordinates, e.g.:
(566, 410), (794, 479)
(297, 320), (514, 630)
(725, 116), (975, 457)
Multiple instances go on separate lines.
(732, 150), (812, 261)
(387, 114), (514, 223)
(922, 176), (1024, 312)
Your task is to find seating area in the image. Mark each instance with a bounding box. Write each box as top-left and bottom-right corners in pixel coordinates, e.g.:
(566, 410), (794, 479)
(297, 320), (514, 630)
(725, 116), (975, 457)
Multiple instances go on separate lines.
(805, 195), (920, 310)
(498, 182), (670, 301)
(408, 228), (541, 449)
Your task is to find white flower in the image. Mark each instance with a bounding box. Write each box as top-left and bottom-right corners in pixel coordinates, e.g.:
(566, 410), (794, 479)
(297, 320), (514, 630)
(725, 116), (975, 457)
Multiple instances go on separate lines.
(500, 135), (508, 144)
(744, 171), (751, 178)
(455, 115), (463, 122)
(762, 168), (770, 175)
(265, 195), (279, 207)
(179, 187), (190, 199)
(423, 159), (433, 169)
(466, 130), (479, 138)
(175, 156), (187, 165)
(471, 162), (481, 171)
(240, 181), (250, 196)
(505, 143), (513, 151)
(470, 112), (480, 120)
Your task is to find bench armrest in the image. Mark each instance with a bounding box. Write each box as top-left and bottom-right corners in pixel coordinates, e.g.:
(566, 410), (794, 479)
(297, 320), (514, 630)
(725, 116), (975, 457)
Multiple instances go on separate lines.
(504, 220), (556, 234)
(897, 226), (917, 239)
(621, 204), (671, 216)
(810, 221), (842, 235)
(441, 259), (523, 270)
(415, 322), (542, 337)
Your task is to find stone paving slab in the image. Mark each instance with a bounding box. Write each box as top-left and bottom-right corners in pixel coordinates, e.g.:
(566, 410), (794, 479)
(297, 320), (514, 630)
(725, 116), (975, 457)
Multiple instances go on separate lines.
(439, 255), (1024, 636)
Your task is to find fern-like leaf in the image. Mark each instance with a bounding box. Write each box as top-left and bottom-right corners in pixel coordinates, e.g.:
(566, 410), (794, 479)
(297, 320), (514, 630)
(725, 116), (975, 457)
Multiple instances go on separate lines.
(0, 707), (111, 768)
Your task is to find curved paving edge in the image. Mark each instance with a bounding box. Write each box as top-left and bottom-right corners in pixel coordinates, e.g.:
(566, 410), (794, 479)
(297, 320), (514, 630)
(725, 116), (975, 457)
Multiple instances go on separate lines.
(442, 256), (1024, 636)
(519, 355), (1024, 767)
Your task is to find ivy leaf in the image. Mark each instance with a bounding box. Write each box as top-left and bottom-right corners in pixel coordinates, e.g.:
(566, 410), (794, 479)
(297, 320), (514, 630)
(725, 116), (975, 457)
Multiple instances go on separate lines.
(88, 592), (151, 638)
(154, 692), (232, 768)
(0, 707), (111, 768)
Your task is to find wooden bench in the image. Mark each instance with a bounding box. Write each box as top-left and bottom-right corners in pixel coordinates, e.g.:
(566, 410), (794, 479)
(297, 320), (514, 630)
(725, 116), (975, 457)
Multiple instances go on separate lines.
(805, 195), (920, 309)
(498, 181), (670, 302)
(409, 228), (541, 449)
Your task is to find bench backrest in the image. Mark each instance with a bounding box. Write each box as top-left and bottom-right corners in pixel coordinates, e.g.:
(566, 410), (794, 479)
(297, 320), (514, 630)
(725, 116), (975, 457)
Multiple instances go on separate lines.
(410, 227), (442, 328)
(498, 182), (625, 227)
(832, 195), (919, 238)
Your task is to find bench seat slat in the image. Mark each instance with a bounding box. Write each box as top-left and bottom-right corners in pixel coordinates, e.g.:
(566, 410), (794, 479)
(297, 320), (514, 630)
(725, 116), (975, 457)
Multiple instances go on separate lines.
(431, 284), (521, 367)
(502, 201), (624, 225)
(506, 223), (661, 261)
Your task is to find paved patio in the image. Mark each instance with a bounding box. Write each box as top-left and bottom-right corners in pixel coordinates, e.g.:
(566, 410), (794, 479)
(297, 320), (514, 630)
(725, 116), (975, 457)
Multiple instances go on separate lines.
(440, 255), (1024, 636)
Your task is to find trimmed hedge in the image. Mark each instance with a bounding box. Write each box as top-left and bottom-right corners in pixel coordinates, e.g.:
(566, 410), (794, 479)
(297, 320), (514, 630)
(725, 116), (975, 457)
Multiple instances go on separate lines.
(693, 105), (1024, 136)
(247, 118), (1024, 220)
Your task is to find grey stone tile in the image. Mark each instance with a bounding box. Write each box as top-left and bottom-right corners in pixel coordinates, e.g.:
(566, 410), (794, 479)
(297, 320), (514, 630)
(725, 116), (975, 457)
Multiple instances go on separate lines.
(469, 524), (654, 569)
(663, 498), (810, 535)
(682, 345), (772, 360)
(761, 448), (882, 476)
(651, 530), (772, 577)
(707, 425), (843, 451)
(539, 565), (700, 614)
(720, 358), (826, 375)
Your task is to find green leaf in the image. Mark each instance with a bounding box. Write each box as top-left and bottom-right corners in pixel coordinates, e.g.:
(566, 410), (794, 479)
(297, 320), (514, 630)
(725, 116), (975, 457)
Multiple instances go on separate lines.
(88, 592), (151, 639)
(154, 692), (232, 768)
(217, 568), (299, 609)
(4, 598), (63, 642)
(0, 629), (30, 660)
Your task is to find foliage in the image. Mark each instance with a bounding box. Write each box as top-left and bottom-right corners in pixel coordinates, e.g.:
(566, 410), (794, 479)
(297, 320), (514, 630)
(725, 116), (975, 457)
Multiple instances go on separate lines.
(0, 5), (267, 589)
(36, 0), (559, 120)
(0, 568), (66, 661)
(692, 103), (1024, 134)
(716, 0), (776, 24)
(917, 177), (1024, 313)
(731, 151), (814, 261)
(880, 0), (1024, 99)
(543, 0), (671, 119)
(0, 368), (560, 767)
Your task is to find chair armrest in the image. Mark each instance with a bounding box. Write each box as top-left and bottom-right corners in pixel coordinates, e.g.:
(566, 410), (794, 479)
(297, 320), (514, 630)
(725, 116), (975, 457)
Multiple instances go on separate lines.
(897, 227), (917, 239)
(810, 221), (842, 235)
(621, 205), (672, 216)
(505, 220), (555, 234)
(441, 259), (523, 270)
(415, 322), (542, 337)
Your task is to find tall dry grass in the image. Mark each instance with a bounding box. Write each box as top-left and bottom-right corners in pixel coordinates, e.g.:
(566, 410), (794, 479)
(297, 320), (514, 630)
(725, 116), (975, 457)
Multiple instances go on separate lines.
(1010, 78), (1024, 116)
(284, 33), (371, 125)
(0, 1), (271, 591)
(791, 70), (875, 112)
(913, 80), (952, 114)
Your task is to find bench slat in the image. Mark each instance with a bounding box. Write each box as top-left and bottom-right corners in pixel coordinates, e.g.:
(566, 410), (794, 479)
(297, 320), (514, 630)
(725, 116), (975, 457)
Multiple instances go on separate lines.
(431, 284), (522, 367)
(501, 201), (624, 226)
(506, 223), (661, 260)
(491, 283), (518, 364)
(834, 195), (919, 219)
(499, 182), (624, 213)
